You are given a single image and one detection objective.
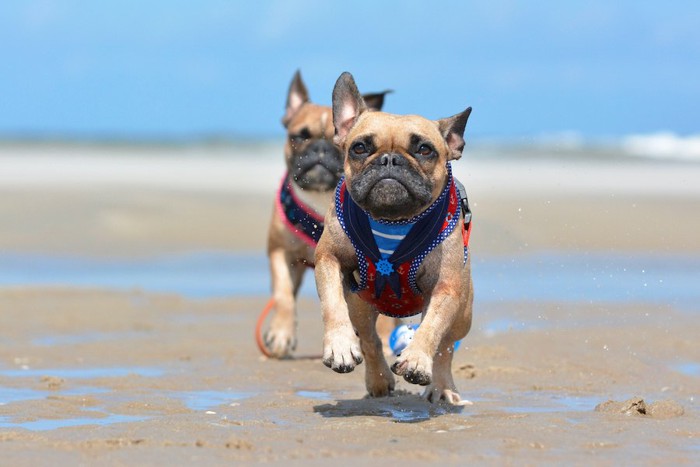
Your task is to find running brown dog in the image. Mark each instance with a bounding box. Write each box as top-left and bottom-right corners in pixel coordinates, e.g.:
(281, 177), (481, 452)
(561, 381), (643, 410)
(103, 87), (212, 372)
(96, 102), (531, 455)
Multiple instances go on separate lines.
(314, 72), (473, 404)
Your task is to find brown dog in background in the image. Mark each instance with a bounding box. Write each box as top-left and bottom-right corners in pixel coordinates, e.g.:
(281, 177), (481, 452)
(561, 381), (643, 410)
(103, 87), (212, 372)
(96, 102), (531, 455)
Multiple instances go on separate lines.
(264, 71), (390, 358)
(314, 72), (473, 404)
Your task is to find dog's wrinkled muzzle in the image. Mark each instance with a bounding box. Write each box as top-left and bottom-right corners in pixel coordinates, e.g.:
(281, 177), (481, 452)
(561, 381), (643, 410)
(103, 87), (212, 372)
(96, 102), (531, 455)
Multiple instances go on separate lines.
(292, 140), (343, 189)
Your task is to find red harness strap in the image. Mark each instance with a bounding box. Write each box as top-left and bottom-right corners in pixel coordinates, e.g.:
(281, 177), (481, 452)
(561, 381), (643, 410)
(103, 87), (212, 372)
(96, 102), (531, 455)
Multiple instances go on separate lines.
(357, 259), (424, 318)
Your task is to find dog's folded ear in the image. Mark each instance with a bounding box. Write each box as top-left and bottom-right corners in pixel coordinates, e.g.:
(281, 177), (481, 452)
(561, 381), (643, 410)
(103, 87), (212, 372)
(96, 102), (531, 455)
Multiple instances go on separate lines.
(437, 107), (472, 161)
(361, 90), (392, 112)
(282, 70), (310, 127)
(332, 72), (367, 146)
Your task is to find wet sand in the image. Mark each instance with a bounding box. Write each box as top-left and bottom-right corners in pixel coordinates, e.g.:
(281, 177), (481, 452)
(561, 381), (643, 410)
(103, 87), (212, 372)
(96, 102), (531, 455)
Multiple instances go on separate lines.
(0, 146), (699, 464)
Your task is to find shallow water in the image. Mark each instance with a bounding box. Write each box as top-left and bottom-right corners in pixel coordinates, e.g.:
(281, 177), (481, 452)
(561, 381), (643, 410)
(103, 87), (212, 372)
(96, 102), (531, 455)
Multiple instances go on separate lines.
(500, 393), (603, 414)
(1, 252), (697, 310)
(0, 387), (52, 404)
(174, 390), (251, 411)
(31, 331), (152, 347)
(0, 383), (147, 431)
(0, 413), (148, 431)
(0, 364), (599, 425)
(0, 365), (695, 430)
(0, 375), (251, 431)
(296, 390), (332, 400)
(673, 363), (700, 378)
(0, 367), (164, 379)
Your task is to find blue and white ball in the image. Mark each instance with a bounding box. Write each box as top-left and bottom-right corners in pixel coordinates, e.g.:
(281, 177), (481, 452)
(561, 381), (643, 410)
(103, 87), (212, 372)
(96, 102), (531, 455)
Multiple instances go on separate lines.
(389, 323), (461, 356)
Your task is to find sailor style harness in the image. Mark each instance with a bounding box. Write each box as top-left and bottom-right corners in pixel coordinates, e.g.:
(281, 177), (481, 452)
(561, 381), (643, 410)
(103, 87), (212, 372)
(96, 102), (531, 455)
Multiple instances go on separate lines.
(335, 163), (472, 318)
(276, 173), (325, 248)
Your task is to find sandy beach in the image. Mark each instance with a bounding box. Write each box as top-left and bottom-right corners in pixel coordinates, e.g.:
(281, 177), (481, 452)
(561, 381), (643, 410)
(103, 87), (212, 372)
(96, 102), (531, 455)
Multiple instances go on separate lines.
(0, 143), (699, 465)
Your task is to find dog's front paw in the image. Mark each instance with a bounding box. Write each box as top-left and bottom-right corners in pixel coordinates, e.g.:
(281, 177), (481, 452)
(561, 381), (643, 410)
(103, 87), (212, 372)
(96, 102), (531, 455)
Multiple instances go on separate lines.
(423, 385), (472, 406)
(391, 348), (432, 386)
(264, 323), (297, 359)
(323, 329), (363, 373)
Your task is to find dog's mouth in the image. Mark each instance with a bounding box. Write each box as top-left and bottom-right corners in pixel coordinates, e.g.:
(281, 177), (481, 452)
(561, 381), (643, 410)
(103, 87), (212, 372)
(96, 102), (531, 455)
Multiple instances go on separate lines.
(368, 177), (412, 202)
(292, 160), (342, 190)
(350, 170), (434, 221)
(372, 177), (407, 190)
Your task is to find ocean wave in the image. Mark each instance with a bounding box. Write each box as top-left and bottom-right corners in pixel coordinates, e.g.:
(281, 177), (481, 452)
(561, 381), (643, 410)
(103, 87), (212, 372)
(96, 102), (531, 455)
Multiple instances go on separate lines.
(533, 131), (585, 149)
(622, 132), (700, 161)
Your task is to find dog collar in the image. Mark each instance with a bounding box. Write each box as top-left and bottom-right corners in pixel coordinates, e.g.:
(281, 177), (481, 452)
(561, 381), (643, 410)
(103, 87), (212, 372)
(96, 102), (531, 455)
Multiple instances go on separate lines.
(276, 173), (325, 248)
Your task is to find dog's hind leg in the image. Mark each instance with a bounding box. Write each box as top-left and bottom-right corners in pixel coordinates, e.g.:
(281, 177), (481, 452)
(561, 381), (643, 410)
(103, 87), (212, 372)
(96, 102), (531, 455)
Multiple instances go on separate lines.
(422, 339), (467, 405)
(347, 295), (395, 397)
(375, 314), (400, 358)
(424, 293), (473, 405)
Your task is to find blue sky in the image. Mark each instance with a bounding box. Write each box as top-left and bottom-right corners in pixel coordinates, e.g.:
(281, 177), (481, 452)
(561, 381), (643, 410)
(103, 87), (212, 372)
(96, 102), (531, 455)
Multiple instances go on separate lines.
(1, 1), (698, 140)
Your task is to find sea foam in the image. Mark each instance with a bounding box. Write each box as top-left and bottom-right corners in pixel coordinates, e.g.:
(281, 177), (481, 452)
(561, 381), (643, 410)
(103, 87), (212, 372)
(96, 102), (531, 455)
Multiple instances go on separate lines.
(622, 132), (700, 161)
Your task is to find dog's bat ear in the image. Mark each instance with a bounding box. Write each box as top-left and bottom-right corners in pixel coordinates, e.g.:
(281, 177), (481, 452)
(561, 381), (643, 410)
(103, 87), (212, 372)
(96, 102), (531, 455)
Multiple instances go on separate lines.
(361, 90), (392, 112)
(437, 107), (472, 161)
(282, 70), (310, 127)
(332, 72), (367, 146)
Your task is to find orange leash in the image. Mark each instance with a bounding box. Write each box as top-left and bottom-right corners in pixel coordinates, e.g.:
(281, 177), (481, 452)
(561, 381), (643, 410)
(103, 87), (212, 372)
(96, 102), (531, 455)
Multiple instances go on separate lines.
(255, 298), (275, 358)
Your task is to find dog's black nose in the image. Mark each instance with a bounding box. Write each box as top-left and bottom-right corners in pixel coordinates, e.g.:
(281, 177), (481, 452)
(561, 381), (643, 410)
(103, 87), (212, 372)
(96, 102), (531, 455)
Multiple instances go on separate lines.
(379, 153), (404, 167)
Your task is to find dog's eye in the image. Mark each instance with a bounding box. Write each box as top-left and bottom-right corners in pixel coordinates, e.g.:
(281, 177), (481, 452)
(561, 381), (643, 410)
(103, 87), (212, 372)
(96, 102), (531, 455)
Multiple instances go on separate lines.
(290, 128), (311, 145)
(417, 144), (434, 157)
(351, 142), (368, 156)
